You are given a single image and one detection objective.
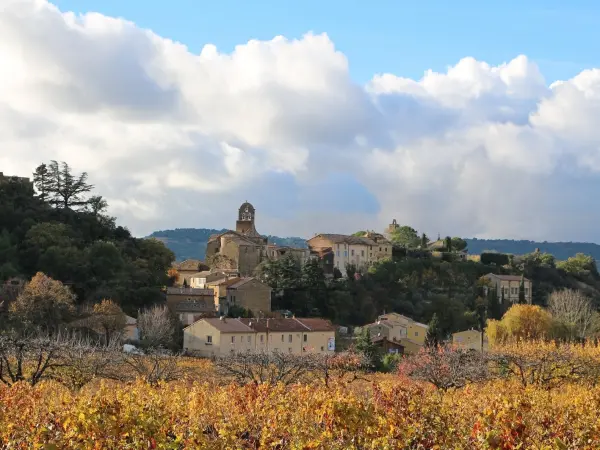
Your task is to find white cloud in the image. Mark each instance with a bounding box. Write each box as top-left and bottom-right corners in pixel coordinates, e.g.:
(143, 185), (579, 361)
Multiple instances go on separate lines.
(3, 0), (600, 243)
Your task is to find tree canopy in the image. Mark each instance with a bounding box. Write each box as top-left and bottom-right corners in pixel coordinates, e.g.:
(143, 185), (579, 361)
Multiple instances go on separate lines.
(0, 162), (174, 315)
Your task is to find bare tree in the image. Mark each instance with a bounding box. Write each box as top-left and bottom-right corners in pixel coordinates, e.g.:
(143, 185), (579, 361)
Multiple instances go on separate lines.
(491, 344), (600, 388)
(548, 289), (595, 340)
(310, 352), (369, 387)
(107, 349), (186, 386)
(0, 331), (102, 387)
(214, 351), (318, 386)
(398, 345), (492, 390)
(137, 304), (176, 349)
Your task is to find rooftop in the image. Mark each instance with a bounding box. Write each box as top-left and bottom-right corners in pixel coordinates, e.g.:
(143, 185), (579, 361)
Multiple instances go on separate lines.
(166, 287), (214, 296)
(309, 233), (381, 246)
(188, 317), (335, 333)
(486, 273), (530, 282)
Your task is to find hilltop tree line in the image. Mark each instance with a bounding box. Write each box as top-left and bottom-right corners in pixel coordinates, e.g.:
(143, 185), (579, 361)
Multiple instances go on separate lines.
(0, 161), (174, 315)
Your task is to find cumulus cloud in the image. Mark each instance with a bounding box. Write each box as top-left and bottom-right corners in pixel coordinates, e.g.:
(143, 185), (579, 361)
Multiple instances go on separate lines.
(2, 0), (600, 242)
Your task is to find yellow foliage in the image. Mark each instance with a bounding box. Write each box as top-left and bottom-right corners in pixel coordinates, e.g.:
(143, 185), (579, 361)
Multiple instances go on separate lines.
(487, 304), (553, 345)
(1, 347), (600, 448)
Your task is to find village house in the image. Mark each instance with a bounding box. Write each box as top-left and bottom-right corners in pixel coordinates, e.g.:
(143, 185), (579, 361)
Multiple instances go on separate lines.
(226, 277), (272, 315)
(452, 329), (488, 352)
(206, 202), (309, 276)
(165, 286), (216, 321)
(189, 271), (233, 289)
(482, 273), (532, 304)
(365, 312), (428, 355)
(307, 233), (392, 276)
(183, 317), (336, 357)
(171, 259), (210, 286)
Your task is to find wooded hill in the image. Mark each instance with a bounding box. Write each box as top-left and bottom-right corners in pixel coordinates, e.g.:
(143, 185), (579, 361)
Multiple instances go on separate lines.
(0, 162), (174, 315)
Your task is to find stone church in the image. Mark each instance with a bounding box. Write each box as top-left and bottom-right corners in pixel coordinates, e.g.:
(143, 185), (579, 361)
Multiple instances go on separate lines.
(206, 202), (308, 276)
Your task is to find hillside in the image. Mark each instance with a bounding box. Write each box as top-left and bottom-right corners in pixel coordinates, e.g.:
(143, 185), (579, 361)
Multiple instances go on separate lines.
(148, 228), (307, 261)
(465, 239), (600, 261)
(149, 228), (600, 263)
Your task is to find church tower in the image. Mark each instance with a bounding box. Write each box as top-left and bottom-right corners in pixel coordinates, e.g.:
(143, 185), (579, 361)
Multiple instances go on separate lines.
(236, 201), (259, 237)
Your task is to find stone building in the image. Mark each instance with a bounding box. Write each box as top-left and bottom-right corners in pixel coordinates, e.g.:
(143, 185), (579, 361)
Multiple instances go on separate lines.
(206, 202), (308, 276)
(307, 233), (392, 276)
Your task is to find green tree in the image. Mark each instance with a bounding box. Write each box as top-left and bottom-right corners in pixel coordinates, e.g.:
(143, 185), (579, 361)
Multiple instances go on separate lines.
(355, 327), (380, 370)
(33, 163), (52, 202)
(451, 237), (467, 252)
(389, 225), (420, 248)
(420, 233), (429, 249)
(46, 160), (94, 209)
(425, 313), (444, 347)
(444, 236), (452, 252)
(557, 253), (598, 277)
(301, 258), (327, 316)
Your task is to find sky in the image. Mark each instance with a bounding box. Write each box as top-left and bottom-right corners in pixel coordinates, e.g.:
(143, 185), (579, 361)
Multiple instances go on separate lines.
(3, 0), (600, 242)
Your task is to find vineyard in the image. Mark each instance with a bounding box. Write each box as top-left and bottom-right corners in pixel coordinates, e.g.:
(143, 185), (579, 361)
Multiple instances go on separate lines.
(1, 342), (600, 448)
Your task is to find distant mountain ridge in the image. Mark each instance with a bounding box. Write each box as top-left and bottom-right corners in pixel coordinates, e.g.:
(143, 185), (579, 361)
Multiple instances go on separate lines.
(148, 228), (600, 262)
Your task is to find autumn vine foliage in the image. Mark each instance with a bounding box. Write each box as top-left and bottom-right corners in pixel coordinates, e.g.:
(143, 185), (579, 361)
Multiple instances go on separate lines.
(0, 342), (598, 448)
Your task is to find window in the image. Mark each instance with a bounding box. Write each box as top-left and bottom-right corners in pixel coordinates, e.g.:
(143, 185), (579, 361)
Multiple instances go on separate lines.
(414, 331), (419, 337)
(288, 334), (292, 343)
(385, 247), (388, 252)
(260, 335), (264, 343)
(321, 346), (324, 351)
(361, 250), (364, 257)
(207, 335), (213, 344)
(281, 334), (284, 342)
(511, 287), (517, 295)
(379, 247), (382, 251)
(525, 288), (529, 295)
(336, 251), (340, 257)
(303, 334), (307, 342)
(288, 348), (293, 353)
(344, 251), (347, 257)
(351, 249), (355, 256)
(231, 336), (235, 343)
(247, 336), (251, 343)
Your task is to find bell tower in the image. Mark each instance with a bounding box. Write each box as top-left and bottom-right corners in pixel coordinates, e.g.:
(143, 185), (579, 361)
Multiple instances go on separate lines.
(236, 201), (259, 236)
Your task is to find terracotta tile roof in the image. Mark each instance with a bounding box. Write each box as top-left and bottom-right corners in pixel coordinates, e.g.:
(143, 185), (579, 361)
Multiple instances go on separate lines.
(309, 234), (379, 246)
(208, 230), (261, 246)
(209, 277), (242, 288)
(166, 287), (214, 296)
(238, 317), (335, 332)
(227, 277), (270, 290)
(485, 273), (530, 282)
(202, 317), (254, 332)
(295, 318), (336, 332)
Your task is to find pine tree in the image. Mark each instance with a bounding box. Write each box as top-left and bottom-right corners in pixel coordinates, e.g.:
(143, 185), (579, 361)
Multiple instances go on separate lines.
(487, 287), (503, 320)
(44, 160), (94, 209)
(425, 313), (445, 347)
(33, 164), (53, 202)
(444, 236), (452, 252)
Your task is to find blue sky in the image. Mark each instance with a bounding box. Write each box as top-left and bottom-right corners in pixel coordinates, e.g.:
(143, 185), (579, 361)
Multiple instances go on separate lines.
(53, 0), (600, 84)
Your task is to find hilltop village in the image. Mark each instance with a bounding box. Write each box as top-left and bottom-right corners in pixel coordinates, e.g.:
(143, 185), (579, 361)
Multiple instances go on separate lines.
(167, 201), (531, 356)
(2, 167), (599, 361)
